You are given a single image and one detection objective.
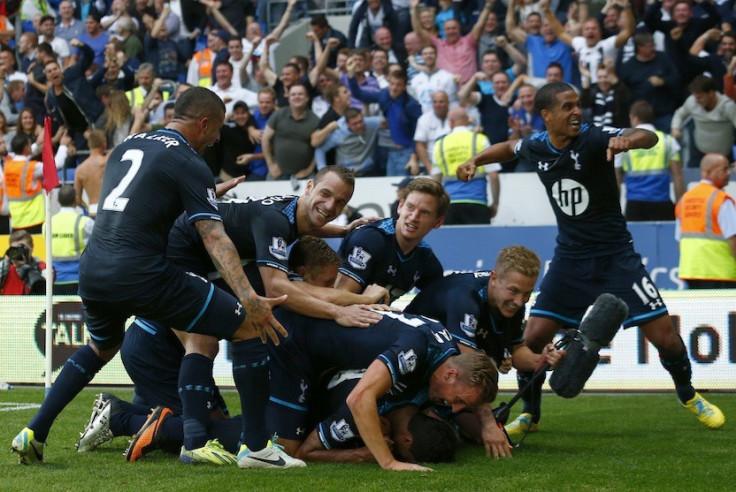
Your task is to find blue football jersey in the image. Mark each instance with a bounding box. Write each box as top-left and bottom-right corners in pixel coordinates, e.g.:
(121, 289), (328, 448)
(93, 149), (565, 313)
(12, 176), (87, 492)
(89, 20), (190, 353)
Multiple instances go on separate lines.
(514, 124), (633, 258)
(165, 196), (300, 294)
(79, 129), (220, 300)
(404, 272), (524, 365)
(338, 218), (443, 302)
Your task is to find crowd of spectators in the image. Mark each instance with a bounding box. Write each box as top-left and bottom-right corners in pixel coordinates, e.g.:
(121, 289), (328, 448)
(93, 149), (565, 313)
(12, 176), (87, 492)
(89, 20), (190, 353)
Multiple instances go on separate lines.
(0, 0), (735, 237)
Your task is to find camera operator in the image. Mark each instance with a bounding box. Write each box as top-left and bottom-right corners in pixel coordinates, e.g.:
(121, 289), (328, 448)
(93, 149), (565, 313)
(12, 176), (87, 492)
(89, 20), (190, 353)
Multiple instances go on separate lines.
(1, 230), (50, 295)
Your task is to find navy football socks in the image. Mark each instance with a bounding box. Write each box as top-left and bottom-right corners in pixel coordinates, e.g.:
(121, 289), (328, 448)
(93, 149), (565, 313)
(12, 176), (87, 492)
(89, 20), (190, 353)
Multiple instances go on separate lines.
(660, 348), (695, 403)
(231, 339), (270, 451)
(179, 353), (215, 450)
(517, 369), (545, 424)
(109, 399), (151, 437)
(29, 345), (105, 442)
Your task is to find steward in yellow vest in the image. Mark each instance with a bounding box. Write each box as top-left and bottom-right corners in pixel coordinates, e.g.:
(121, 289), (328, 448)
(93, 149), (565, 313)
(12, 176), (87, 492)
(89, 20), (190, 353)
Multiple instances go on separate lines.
(433, 107), (500, 225)
(43, 186), (94, 294)
(616, 102), (685, 221)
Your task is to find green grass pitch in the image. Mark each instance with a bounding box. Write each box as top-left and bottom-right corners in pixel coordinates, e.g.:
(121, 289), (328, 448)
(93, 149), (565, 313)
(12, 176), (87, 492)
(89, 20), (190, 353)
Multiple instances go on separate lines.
(1, 388), (734, 491)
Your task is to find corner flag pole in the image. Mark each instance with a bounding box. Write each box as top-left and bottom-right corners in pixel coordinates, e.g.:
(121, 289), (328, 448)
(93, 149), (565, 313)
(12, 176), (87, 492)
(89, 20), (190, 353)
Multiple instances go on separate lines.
(42, 117), (59, 395)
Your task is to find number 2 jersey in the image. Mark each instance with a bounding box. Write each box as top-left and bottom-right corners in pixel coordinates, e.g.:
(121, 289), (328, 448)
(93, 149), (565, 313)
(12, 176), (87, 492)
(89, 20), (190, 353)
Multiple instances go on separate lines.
(79, 129), (221, 301)
(514, 124), (633, 258)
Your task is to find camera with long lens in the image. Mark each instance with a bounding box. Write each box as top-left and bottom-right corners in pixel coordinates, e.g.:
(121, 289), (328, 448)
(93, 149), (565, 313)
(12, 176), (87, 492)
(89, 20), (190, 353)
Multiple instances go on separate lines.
(5, 244), (45, 294)
(6, 243), (30, 263)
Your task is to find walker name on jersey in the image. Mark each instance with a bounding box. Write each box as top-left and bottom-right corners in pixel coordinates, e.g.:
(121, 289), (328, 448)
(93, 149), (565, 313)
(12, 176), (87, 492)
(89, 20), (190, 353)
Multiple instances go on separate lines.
(126, 132), (181, 148)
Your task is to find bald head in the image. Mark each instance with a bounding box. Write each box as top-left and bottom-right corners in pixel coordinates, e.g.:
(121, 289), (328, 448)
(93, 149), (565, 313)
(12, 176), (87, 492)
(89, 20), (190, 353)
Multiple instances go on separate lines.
(448, 107), (469, 128)
(701, 153), (733, 189)
(404, 32), (420, 54)
(701, 153), (729, 173)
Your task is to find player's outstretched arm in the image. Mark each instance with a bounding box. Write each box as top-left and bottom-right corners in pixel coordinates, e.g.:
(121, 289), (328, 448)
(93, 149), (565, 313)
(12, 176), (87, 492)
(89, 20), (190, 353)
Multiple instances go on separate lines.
(195, 219), (288, 344)
(215, 175), (245, 197)
(295, 429), (377, 463)
(261, 267), (382, 327)
(310, 216), (380, 238)
(457, 140), (518, 182)
(476, 403), (513, 459)
(293, 281), (390, 306)
(347, 360), (434, 472)
(606, 128), (658, 161)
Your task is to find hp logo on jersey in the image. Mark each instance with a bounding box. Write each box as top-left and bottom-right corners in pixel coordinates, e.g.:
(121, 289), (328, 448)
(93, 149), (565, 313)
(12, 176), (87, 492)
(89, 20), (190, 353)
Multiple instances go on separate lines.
(551, 178), (589, 216)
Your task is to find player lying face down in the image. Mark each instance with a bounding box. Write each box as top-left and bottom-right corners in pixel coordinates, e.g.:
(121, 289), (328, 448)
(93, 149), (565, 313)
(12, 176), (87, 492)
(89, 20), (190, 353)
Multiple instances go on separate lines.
(266, 309), (499, 472)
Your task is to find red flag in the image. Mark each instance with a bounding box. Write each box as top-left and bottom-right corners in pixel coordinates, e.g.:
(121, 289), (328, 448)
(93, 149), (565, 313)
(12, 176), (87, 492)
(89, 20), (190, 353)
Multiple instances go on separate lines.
(42, 116), (59, 193)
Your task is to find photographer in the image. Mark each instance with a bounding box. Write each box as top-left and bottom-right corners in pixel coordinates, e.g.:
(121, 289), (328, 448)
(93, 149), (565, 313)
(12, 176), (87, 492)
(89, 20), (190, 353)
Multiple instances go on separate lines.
(0, 230), (50, 295)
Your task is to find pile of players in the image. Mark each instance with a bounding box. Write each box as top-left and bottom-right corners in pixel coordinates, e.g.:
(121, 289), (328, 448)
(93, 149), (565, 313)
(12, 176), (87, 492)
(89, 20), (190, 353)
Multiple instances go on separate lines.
(11, 84), (725, 471)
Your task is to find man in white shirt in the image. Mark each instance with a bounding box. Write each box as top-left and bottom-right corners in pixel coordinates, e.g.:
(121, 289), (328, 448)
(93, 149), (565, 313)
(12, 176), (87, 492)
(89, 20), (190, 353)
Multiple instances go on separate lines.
(409, 44), (458, 113)
(546, 0), (635, 83)
(210, 61), (258, 114)
(414, 90), (451, 175)
(39, 15), (70, 61)
(227, 37), (247, 88)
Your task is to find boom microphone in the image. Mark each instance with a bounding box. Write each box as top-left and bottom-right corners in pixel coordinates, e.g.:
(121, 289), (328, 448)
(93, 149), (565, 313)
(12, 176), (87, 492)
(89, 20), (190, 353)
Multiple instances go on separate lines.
(549, 293), (629, 398)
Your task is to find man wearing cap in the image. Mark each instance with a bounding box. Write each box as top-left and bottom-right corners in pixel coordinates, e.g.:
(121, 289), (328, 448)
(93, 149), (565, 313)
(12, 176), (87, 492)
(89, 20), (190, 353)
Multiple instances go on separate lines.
(209, 61), (258, 114)
(187, 29), (228, 87)
(205, 100), (259, 181)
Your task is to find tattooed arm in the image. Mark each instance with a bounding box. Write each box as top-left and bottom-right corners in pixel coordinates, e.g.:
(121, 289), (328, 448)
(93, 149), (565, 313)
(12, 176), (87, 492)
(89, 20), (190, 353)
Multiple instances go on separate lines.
(195, 219), (287, 344)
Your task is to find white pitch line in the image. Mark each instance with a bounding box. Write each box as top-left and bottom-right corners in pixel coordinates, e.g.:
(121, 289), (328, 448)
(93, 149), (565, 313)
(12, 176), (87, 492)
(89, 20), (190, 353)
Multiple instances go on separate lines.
(0, 403), (42, 412)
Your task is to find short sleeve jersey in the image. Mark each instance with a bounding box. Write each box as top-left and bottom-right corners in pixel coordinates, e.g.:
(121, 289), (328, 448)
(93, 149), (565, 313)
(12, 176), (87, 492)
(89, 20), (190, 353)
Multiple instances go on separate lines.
(313, 369), (426, 450)
(165, 196), (300, 292)
(404, 272), (524, 364)
(337, 218), (444, 302)
(79, 129), (220, 300)
(275, 308), (460, 402)
(514, 123), (633, 258)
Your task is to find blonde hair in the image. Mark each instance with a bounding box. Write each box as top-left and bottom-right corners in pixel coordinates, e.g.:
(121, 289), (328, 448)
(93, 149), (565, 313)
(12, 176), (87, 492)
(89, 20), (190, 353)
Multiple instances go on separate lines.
(495, 245), (540, 278)
(103, 91), (132, 135)
(450, 352), (499, 404)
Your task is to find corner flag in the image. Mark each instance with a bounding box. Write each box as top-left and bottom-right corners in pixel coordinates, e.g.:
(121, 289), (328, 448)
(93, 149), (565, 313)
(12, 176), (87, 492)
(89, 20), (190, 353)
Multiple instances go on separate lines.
(42, 117), (59, 193)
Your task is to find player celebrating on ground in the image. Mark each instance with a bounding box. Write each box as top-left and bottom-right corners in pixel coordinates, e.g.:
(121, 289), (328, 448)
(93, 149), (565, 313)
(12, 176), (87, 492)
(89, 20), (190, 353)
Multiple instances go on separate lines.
(404, 245), (564, 457)
(266, 309), (499, 471)
(456, 82), (725, 437)
(12, 88), (286, 465)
